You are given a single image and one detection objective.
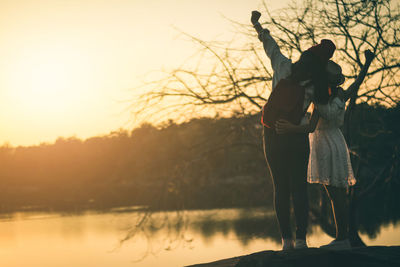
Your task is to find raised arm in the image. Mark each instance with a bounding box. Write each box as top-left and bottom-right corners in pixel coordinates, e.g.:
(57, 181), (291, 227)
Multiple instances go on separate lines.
(342, 50), (375, 102)
(251, 11), (263, 34)
(251, 11), (292, 84)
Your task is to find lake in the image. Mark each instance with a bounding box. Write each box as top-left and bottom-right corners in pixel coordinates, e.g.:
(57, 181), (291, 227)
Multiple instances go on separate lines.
(0, 208), (399, 267)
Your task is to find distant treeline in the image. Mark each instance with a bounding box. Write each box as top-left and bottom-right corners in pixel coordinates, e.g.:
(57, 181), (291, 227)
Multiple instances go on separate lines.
(0, 103), (399, 215)
(0, 113), (270, 212)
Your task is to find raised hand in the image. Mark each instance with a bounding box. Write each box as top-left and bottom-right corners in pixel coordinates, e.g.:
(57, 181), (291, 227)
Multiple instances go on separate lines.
(342, 49), (375, 101)
(364, 49), (375, 62)
(251, 10), (261, 25)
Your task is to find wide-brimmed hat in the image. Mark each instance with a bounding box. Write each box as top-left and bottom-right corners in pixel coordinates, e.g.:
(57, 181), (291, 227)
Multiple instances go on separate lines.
(326, 60), (345, 85)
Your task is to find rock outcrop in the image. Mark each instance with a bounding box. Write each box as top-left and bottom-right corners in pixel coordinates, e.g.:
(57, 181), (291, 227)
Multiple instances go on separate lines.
(188, 246), (400, 267)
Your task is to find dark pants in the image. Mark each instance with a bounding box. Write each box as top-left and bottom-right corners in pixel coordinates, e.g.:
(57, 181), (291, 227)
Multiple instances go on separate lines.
(263, 127), (309, 240)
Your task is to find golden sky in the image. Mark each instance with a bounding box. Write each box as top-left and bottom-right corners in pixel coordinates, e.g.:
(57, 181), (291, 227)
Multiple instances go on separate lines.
(0, 0), (287, 146)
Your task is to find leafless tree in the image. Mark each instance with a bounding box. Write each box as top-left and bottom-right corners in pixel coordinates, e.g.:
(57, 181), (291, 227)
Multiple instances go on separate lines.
(131, 0), (400, 247)
(133, 0), (399, 123)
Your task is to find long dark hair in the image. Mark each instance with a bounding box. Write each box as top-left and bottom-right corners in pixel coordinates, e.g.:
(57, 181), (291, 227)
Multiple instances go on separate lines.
(290, 50), (330, 104)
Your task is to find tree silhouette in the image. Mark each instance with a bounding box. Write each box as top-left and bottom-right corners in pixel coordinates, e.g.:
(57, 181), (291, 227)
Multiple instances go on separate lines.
(132, 0), (400, 246)
(134, 0), (399, 122)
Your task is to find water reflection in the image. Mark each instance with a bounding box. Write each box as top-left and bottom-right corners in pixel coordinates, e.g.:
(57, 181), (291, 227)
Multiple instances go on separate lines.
(0, 208), (398, 267)
(188, 209), (281, 246)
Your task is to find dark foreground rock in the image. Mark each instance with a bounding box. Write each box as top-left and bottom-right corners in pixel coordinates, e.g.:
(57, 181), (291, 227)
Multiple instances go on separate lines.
(187, 246), (400, 267)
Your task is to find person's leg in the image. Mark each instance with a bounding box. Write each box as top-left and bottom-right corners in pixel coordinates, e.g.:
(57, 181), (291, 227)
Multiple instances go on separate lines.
(324, 185), (349, 240)
(289, 134), (310, 241)
(272, 166), (292, 240)
(263, 128), (293, 241)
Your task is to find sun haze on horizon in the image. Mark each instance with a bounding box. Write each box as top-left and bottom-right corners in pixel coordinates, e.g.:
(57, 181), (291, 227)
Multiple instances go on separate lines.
(0, 0), (287, 147)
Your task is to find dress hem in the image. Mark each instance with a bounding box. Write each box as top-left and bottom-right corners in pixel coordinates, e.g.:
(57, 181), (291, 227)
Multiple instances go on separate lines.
(307, 178), (356, 188)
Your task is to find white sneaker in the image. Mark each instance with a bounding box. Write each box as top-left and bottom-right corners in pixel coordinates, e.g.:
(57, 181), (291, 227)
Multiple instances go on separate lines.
(282, 238), (294, 250)
(294, 239), (308, 249)
(320, 239), (352, 250)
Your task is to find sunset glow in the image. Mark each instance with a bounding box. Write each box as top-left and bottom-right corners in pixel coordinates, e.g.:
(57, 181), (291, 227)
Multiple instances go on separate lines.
(0, 0), (287, 146)
(0, 1), (398, 266)
(7, 45), (91, 114)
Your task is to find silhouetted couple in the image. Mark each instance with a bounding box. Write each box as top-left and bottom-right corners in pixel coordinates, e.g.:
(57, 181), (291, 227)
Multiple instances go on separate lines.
(251, 11), (375, 250)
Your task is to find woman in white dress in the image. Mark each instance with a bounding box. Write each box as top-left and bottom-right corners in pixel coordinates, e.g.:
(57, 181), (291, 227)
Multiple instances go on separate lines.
(276, 49), (375, 249)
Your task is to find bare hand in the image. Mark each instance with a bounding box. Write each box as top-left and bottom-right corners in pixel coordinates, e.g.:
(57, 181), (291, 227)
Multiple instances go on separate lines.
(275, 119), (295, 134)
(364, 49), (375, 62)
(251, 10), (261, 25)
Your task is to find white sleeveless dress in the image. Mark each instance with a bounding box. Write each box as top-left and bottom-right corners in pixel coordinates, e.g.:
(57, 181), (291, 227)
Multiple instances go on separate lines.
(307, 97), (356, 188)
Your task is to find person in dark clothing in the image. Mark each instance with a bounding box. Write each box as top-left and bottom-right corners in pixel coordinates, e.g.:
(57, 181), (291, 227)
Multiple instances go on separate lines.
(251, 10), (334, 250)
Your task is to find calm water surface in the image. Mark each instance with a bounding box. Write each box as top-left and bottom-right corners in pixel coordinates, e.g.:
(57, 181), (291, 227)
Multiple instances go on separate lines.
(0, 208), (399, 267)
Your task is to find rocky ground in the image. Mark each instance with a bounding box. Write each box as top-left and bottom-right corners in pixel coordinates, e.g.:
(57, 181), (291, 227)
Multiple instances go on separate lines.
(187, 246), (400, 267)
